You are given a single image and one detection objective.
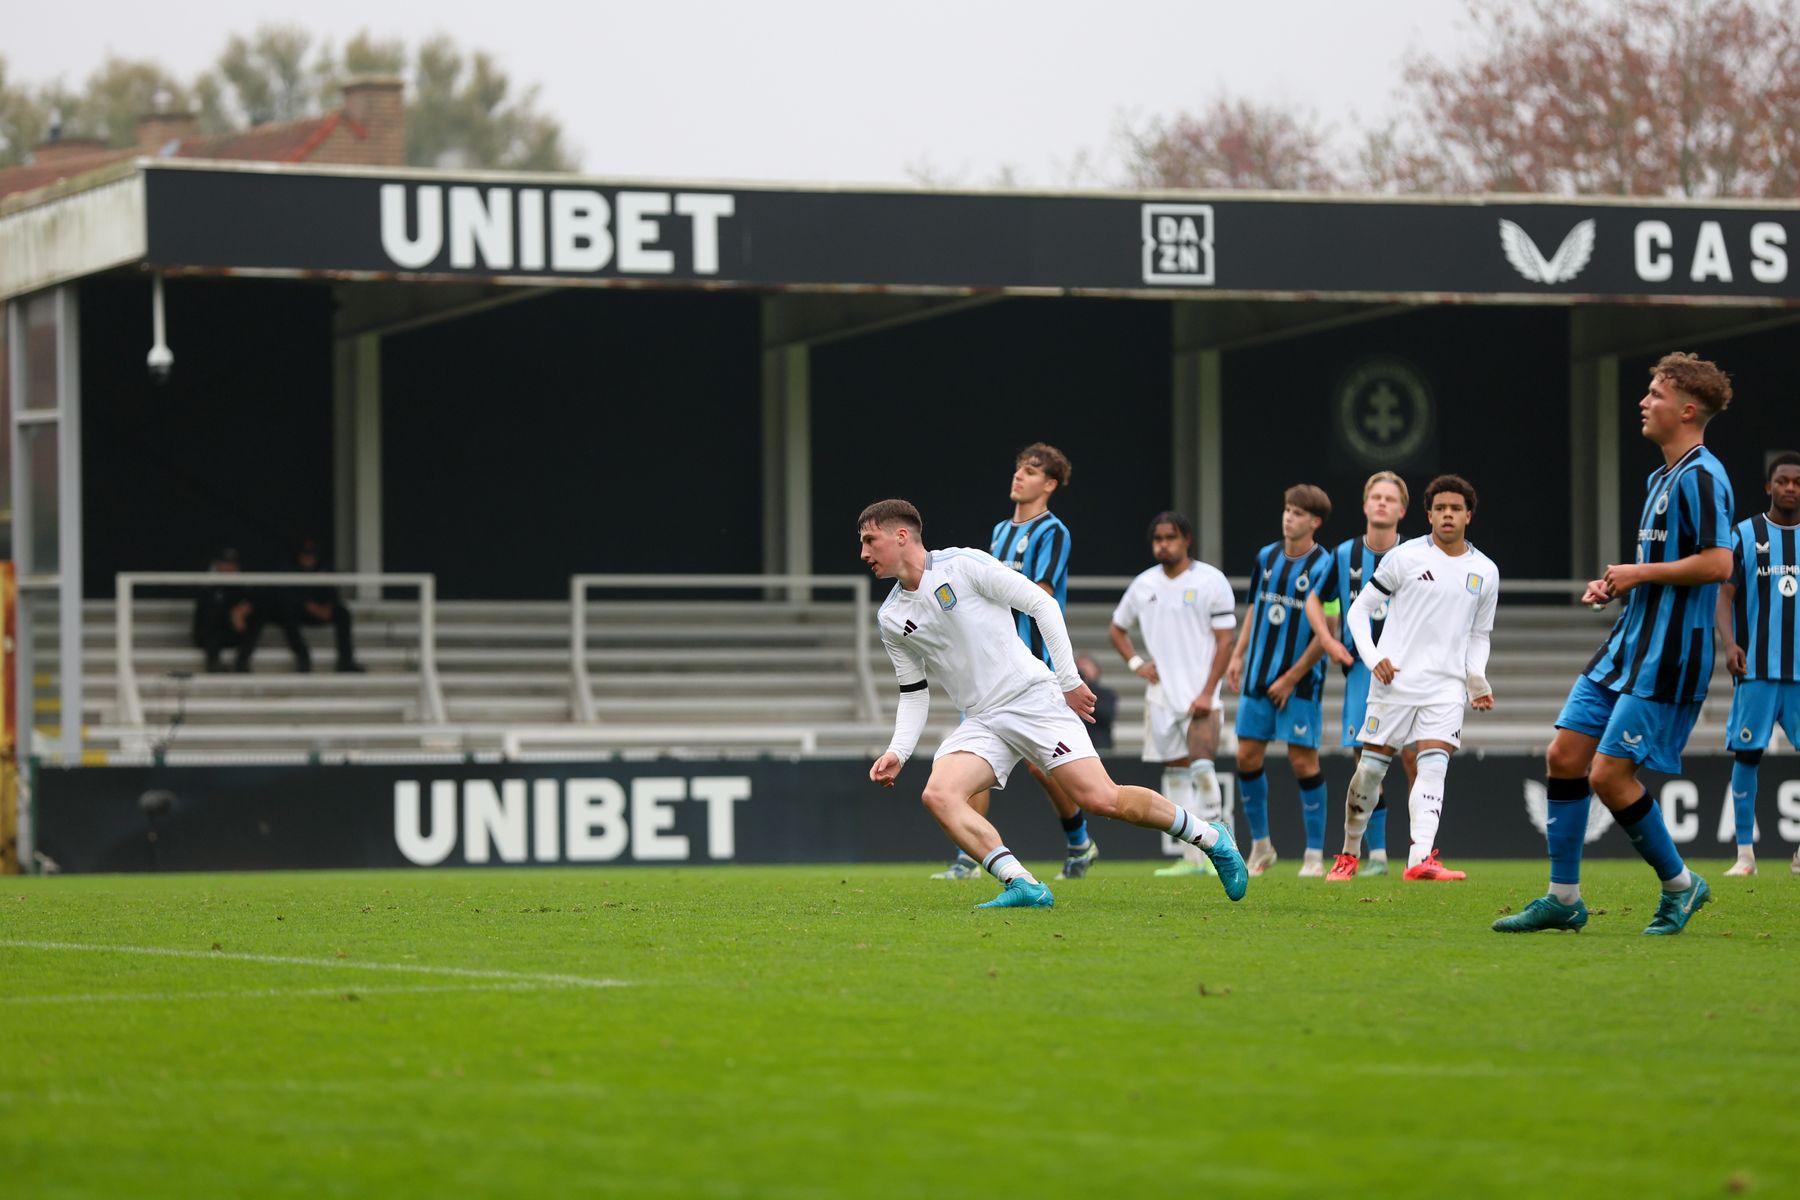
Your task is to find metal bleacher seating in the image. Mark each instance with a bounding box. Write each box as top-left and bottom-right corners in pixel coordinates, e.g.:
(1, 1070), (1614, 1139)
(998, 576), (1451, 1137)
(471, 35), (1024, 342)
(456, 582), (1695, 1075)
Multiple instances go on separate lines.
(31, 576), (1754, 765)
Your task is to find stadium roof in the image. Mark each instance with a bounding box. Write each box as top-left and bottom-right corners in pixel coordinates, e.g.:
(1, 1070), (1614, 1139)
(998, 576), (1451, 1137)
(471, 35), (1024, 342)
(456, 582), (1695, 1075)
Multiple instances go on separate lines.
(4, 156), (1799, 306)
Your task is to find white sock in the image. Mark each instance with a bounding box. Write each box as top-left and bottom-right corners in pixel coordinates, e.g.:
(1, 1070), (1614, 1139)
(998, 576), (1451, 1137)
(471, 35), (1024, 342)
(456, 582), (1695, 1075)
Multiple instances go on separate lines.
(1406, 749), (1450, 869)
(1549, 882), (1582, 905)
(1662, 868), (1693, 893)
(1189, 760), (1222, 821)
(1163, 767), (1205, 864)
(1164, 805), (1219, 850)
(1343, 750), (1392, 855)
(980, 846), (1036, 885)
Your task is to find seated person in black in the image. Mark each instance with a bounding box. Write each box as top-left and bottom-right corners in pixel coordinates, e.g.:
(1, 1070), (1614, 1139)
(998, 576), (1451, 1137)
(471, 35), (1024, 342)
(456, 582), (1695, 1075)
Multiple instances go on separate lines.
(240, 538), (365, 673)
(191, 547), (251, 673)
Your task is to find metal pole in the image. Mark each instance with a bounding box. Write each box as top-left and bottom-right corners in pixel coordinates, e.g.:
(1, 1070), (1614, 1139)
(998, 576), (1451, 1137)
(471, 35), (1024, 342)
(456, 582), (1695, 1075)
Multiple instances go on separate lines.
(853, 577), (878, 722)
(569, 575), (596, 722)
(56, 285), (82, 765)
(418, 575), (446, 724)
(115, 574), (143, 726)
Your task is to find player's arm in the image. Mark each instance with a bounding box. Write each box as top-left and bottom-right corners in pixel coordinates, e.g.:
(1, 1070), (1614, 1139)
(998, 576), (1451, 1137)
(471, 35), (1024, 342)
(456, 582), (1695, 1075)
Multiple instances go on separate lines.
(1349, 551), (1404, 683)
(1716, 578), (1746, 677)
(870, 635), (929, 787)
(1465, 570), (1498, 710)
(1603, 472), (1735, 595)
(1305, 591), (1354, 667)
(1267, 625), (1328, 707)
(1109, 622), (1157, 683)
(971, 559), (1093, 719)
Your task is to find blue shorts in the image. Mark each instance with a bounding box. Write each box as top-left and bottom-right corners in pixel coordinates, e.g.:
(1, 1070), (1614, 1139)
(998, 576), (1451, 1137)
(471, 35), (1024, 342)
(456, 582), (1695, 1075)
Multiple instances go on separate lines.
(1725, 679), (1800, 752)
(1555, 674), (1699, 776)
(1236, 693), (1323, 749)
(1340, 663), (1372, 747)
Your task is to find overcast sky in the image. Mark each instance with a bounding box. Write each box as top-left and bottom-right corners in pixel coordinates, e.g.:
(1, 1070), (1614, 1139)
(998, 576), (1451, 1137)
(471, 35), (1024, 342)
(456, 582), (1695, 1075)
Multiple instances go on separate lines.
(8, 0), (1471, 185)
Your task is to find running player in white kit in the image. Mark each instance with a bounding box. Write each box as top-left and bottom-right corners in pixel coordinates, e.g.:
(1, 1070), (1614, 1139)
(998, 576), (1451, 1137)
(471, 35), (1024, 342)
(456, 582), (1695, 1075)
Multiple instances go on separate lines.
(858, 499), (1248, 908)
(1330, 475), (1498, 882)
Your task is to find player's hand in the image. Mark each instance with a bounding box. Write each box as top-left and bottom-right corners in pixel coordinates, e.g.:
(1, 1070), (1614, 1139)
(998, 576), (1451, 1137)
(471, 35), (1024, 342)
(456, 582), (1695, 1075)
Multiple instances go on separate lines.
(1266, 674), (1295, 709)
(1063, 682), (1098, 724)
(1726, 643), (1748, 677)
(1189, 694), (1213, 719)
(1226, 659), (1243, 693)
(1372, 657), (1399, 685)
(1471, 693), (1494, 711)
(1136, 661), (1160, 684)
(1581, 578), (1614, 607)
(870, 753), (903, 788)
(1326, 637), (1356, 668)
(1601, 562), (1644, 597)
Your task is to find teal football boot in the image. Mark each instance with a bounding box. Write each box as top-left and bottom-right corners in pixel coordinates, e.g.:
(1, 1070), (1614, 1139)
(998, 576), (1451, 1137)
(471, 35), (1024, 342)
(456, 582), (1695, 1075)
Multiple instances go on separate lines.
(1643, 873), (1710, 935)
(1204, 821), (1249, 902)
(975, 878), (1054, 909)
(1492, 895), (1590, 933)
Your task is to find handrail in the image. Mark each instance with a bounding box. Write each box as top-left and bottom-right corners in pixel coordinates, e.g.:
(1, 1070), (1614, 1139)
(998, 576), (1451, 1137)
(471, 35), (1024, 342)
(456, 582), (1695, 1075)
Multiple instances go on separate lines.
(501, 724), (824, 760)
(568, 574), (880, 724)
(1066, 575), (1597, 598)
(114, 571), (445, 728)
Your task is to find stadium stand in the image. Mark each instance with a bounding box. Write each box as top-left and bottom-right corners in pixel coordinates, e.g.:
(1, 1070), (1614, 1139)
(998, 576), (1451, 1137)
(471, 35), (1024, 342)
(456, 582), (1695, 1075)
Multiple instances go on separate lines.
(37, 576), (1757, 764)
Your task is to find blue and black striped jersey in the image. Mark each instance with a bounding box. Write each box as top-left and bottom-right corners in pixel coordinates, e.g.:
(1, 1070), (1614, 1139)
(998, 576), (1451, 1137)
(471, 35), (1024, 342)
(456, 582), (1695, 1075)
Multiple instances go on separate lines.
(1730, 514), (1800, 683)
(990, 511), (1072, 667)
(1332, 536), (1391, 675)
(1583, 444), (1735, 703)
(1243, 541), (1337, 701)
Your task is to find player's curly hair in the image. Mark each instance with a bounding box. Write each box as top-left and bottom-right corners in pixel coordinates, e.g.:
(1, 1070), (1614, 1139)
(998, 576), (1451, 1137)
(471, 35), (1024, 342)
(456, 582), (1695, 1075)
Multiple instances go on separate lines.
(1768, 452), (1800, 482)
(1652, 352), (1733, 418)
(1423, 474), (1477, 514)
(857, 499), (922, 534)
(1146, 511), (1193, 542)
(1284, 483), (1331, 522)
(1016, 443), (1071, 489)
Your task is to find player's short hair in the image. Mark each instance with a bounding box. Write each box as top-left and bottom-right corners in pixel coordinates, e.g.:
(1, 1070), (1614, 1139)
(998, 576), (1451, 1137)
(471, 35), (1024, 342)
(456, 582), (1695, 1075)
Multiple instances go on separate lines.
(1652, 352), (1733, 418)
(1767, 452), (1800, 481)
(1362, 470), (1409, 510)
(1016, 442), (1071, 489)
(1147, 511), (1193, 542)
(857, 499), (922, 535)
(1284, 484), (1331, 522)
(1423, 474), (1477, 514)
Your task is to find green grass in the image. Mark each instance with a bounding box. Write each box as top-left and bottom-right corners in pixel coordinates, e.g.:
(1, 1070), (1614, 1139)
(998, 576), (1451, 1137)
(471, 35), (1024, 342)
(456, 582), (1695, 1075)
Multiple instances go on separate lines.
(3, 860), (1797, 1199)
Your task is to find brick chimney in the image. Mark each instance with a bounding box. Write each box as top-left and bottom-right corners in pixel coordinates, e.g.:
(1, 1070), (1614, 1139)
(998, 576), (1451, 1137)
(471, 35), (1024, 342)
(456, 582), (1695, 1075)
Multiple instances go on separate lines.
(136, 111), (198, 154)
(341, 76), (406, 167)
(32, 136), (112, 164)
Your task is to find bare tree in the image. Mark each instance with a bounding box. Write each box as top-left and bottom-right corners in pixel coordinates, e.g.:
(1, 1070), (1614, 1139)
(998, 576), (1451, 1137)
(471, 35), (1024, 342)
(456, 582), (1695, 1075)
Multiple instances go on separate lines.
(1381, 0), (1800, 197)
(1119, 96), (1338, 191)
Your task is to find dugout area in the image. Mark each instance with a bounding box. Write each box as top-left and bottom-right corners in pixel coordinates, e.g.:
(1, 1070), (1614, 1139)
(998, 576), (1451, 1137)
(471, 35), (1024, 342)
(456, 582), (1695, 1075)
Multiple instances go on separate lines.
(2, 160), (1800, 873)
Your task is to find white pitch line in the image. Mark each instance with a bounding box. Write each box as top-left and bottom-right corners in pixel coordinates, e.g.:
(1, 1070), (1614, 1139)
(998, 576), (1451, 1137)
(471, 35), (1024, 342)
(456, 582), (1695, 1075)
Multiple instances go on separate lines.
(0, 981), (567, 1006)
(0, 939), (631, 989)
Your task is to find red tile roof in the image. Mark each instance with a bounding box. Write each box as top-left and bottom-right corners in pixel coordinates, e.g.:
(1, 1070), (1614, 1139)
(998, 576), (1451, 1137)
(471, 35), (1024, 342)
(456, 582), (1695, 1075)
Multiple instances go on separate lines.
(0, 112), (370, 201)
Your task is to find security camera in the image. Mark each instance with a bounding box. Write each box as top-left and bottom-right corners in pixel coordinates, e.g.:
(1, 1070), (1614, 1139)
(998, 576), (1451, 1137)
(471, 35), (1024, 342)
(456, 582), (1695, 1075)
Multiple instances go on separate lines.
(147, 342), (173, 384)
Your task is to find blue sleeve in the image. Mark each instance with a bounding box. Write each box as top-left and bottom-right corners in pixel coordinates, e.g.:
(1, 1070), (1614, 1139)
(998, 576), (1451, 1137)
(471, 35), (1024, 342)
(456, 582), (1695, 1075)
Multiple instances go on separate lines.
(1312, 550), (1339, 603)
(1025, 520), (1070, 589)
(1731, 525), (1745, 588)
(989, 520), (1010, 560)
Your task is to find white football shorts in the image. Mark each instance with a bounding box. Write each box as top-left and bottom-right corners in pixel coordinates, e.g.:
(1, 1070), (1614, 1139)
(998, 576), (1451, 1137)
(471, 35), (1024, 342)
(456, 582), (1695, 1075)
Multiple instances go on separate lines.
(1141, 695), (1194, 763)
(935, 679), (1099, 788)
(1357, 699), (1463, 750)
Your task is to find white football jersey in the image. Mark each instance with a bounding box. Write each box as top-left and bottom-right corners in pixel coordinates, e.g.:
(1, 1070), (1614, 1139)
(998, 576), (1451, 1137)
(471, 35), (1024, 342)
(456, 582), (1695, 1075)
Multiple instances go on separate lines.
(879, 548), (1080, 715)
(1349, 535), (1498, 707)
(1111, 560), (1237, 709)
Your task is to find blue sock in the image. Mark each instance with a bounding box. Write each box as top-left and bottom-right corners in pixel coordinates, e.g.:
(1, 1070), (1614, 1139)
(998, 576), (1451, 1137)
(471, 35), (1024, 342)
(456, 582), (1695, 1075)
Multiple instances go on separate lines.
(1061, 811), (1091, 850)
(1730, 758), (1759, 847)
(1618, 790), (1685, 883)
(1366, 801), (1388, 853)
(1297, 772), (1327, 852)
(1544, 775), (1590, 886)
(1241, 767), (1269, 840)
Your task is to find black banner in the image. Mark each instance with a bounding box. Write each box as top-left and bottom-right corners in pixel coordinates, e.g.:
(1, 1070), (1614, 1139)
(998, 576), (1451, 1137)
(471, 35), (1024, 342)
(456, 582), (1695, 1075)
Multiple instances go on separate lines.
(33, 755), (1800, 874)
(142, 165), (1800, 301)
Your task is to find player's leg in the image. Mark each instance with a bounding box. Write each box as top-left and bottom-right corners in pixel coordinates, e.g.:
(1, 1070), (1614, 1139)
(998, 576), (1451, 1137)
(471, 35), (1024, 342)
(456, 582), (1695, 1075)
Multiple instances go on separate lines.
(1148, 701), (1208, 877)
(1287, 741), (1328, 878)
(1587, 696), (1710, 935)
(1399, 735), (1465, 882)
(1155, 709), (1226, 877)
(919, 748), (1053, 909)
(1025, 760), (1097, 880)
(1339, 669), (1387, 870)
(1495, 676), (1610, 932)
(1724, 680), (1777, 875)
(1049, 756), (1246, 901)
(1331, 739), (1398, 882)
(931, 712), (988, 879)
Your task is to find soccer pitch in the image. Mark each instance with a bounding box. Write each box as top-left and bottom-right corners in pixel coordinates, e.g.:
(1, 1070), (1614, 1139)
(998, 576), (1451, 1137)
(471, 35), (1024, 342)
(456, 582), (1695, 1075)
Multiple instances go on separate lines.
(3, 861), (1796, 1198)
